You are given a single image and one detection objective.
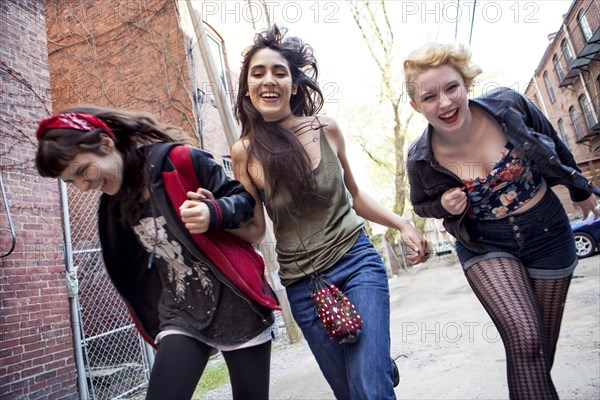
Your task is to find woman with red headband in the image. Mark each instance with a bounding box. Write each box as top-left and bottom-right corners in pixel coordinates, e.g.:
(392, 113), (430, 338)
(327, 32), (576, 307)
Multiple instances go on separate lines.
(35, 106), (278, 400)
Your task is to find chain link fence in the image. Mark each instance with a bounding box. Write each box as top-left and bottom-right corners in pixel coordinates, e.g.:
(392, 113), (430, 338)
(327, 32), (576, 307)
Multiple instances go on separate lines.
(64, 186), (151, 399)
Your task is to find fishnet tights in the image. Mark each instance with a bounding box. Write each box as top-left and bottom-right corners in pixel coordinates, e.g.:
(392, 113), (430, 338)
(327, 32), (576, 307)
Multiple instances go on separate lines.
(465, 257), (571, 400)
(531, 275), (572, 368)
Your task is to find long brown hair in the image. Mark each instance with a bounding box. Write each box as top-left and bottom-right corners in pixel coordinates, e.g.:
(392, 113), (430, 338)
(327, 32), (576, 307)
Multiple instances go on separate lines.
(235, 25), (324, 202)
(35, 105), (184, 225)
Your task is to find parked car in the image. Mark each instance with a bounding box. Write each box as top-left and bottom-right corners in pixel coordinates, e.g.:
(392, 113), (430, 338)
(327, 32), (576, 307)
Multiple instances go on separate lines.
(570, 205), (600, 258)
(433, 240), (453, 256)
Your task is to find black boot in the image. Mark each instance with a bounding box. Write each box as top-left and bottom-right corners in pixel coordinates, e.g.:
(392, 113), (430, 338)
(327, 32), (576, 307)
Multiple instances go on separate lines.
(392, 359), (400, 388)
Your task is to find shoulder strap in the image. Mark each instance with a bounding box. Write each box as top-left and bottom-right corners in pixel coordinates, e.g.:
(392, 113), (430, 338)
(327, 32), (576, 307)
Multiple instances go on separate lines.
(162, 144), (279, 311)
(167, 144), (202, 190)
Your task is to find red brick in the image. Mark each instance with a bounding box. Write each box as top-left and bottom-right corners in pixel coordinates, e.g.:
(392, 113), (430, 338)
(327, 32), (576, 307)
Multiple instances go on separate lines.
(33, 370), (57, 383)
(20, 365), (45, 379)
(0, 2), (78, 398)
(0, 371), (20, 387)
(43, 359), (67, 372)
(50, 349), (73, 361)
(27, 382), (47, 394)
(9, 377), (36, 392)
(0, 388), (23, 400)
(24, 341), (47, 352)
(0, 348), (13, 358)
(6, 359), (31, 374)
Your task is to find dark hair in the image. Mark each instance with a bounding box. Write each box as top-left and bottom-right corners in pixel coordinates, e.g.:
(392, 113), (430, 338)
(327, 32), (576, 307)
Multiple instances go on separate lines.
(35, 105), (184, 225)
(235, 25), (324, 202)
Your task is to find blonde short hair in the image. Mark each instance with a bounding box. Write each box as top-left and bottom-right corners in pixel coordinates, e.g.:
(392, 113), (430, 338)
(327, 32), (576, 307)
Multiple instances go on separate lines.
(403, 43), (482, 101)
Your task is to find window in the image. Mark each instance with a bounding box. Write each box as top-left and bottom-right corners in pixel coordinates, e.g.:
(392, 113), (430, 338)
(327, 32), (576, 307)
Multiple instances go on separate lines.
(569, 106), (583, 139)
(557, 118), (570, 150)
(221, 156), (234, 179)
(578, 9), (593, 41)
(205, 26), (232, 109)
(553, 55), (564, 81)
(561, 39), (574, 64)
(529, 94), (541, 110)
(579, 94), (597, 129)
(543, 71), (556, 103)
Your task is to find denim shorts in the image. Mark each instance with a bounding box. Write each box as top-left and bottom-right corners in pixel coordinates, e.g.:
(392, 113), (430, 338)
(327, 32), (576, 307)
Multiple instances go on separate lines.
(456, 188), (577, 280)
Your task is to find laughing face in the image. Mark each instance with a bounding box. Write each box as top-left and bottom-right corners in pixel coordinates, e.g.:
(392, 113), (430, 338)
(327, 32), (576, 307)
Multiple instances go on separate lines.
(409, 64), (470, 135)
(59, 136), (124, 195)
(246, 48), (297, 122)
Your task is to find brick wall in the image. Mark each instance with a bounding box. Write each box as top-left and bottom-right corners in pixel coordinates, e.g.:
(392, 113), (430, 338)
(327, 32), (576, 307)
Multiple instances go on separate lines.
(0, 1), (78, 399)
(565, 0), (600, 55)
(45, 0), (205, 147)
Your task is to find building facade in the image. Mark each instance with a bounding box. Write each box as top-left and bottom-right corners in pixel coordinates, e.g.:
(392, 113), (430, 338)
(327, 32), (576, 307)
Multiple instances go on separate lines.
(1, 0), (246, 398)
(44, 0), (235, 159)
(0, 1), (79, 399)
(525, 0), (600, 217)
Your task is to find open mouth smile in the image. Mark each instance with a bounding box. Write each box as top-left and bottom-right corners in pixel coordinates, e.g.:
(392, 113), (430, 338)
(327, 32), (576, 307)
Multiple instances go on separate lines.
(439, 109), (459, 124)
(260, 92), (280, 102)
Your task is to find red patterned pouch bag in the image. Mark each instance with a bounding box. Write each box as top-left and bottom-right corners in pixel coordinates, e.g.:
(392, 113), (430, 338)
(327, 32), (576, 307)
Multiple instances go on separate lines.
(310, 275), (362, 344)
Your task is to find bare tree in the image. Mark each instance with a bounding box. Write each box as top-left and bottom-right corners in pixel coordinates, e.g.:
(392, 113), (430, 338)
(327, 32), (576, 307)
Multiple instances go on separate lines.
(349, 0), (420, 241)
(259, 0), (272, 28)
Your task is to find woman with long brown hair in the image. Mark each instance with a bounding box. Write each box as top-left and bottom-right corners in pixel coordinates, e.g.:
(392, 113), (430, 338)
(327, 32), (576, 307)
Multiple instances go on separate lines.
(35, 107), (278, 399)
(217, 25), (429, 399)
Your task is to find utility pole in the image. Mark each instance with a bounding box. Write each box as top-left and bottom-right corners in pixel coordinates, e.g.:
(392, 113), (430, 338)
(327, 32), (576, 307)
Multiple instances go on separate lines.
(185, 0), (238, 148)
(259, 219), (301, 343)
(184, 0), (300, 343)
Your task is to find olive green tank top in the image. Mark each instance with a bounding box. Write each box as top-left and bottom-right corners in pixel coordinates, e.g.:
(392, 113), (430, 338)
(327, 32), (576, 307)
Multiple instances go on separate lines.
(264, 129), (364, 286)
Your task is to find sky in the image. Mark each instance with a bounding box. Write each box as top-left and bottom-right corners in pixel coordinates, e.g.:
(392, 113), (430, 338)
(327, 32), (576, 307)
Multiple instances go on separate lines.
(213, 0), (573, 109)
(205, 0), (575, 208)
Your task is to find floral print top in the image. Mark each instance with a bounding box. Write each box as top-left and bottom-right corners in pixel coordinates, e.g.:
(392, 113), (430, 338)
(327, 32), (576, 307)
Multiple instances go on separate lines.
(463, 142), (543, 220)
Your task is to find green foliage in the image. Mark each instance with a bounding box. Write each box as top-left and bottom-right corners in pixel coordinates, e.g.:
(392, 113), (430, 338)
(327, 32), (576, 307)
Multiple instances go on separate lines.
(369, 233), (383, 247)
(192, 363), (230, 399)
(411, 210), (426, 235)
(190, 343), (288, 398)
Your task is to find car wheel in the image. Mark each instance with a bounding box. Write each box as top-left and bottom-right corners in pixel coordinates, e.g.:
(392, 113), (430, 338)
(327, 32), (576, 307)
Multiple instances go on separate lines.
(574, 232), (596, 258)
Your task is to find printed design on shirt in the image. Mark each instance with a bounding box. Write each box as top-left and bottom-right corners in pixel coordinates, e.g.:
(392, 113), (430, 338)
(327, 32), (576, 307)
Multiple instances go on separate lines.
(463, 144), (541, 220)
(133, 216), (214, 302)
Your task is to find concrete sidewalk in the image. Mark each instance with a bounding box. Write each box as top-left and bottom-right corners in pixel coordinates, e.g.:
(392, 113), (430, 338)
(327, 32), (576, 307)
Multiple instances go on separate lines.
(205, 254), (600, 399)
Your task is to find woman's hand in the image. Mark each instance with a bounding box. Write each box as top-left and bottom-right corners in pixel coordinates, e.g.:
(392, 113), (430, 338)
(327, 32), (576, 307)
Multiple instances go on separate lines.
(573, 194), (600, 220)
(441, 187), (468, 215)
(179, 189), (214, 234)
(399, 220), (430, 264)
(186, 188), (215, 201)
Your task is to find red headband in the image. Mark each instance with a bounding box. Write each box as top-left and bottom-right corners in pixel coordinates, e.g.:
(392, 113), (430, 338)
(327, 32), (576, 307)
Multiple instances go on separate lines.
(36, 113), (116, 140)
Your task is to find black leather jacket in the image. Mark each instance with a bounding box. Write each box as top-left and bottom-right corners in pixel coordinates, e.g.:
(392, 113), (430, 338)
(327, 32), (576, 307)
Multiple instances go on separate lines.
(98, 143), (274, 344)
(407, 87), (600, 252)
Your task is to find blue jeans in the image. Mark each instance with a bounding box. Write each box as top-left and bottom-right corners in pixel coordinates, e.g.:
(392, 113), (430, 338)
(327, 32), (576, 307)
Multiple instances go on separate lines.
(285, 231), (395, 399)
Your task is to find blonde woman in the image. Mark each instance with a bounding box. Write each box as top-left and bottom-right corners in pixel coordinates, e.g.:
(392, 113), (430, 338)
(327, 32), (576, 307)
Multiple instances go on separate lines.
(404, 42), (600, 399)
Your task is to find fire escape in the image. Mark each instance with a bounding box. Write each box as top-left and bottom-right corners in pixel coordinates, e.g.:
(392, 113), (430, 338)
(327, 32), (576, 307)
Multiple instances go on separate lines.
(558, 3), (600, 152)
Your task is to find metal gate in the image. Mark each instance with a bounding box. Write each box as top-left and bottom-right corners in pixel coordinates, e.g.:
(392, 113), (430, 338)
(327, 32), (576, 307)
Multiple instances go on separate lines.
(61, 182), (152, 399)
